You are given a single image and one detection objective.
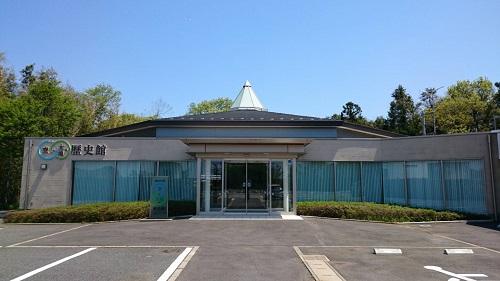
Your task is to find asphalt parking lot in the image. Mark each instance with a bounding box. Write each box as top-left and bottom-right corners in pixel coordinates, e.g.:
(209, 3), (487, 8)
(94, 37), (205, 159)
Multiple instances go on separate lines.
(0, 218), (499, 281)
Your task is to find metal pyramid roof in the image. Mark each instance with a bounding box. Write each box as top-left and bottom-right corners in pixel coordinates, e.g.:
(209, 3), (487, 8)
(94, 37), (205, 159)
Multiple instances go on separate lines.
(230, 80), (267, 111)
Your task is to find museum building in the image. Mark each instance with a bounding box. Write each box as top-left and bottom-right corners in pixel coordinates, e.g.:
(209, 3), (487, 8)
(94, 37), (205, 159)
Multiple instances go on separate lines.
(19, 81), (500, 219)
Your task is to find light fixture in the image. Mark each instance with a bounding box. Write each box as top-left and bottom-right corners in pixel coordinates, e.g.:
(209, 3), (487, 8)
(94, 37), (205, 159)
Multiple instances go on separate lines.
(40, 164), (48, 170)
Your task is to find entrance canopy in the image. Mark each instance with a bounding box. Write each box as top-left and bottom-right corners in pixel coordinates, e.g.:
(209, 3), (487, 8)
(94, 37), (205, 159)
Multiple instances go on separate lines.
(182, 138), (310, 157)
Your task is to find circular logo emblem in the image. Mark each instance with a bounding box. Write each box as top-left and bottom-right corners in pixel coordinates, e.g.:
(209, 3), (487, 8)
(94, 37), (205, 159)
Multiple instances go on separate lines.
(37, 139), (71, 160)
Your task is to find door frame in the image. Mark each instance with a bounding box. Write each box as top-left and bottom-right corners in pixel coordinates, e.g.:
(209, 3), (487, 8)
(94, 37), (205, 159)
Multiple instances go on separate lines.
(224, 159), (269, 213)
(197, 158), (294, 214)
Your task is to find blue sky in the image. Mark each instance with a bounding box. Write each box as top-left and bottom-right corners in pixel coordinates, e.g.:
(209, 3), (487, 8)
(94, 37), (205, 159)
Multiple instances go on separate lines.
(1, 1), (499, 119)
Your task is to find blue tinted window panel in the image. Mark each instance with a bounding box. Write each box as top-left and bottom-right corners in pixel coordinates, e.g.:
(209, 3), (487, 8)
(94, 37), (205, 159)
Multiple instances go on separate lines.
(335, 162), (361, 202)
(115, 162), (140, 202)
(382, 162), (406, 205)
(406, 161), (443, 210)
(443, 160), (487, 214)
(297, 161), (334, 201)
(139, 161), (157, 201)
(72, 161), (115, 204)
(159, 161), (197, 201)
(361, 162), (383, 203)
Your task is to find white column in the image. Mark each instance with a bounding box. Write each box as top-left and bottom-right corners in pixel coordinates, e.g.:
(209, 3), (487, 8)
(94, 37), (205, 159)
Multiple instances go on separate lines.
(292, 158), (297, 214)
(204, 159), (211, 212)
(196, 158), (201, 215)
(283, 159), (289, 212)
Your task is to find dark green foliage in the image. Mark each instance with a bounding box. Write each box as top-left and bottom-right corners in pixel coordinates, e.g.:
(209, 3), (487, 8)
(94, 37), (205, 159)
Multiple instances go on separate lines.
(341, 102), (362, 120)
(188, 97), (232, 115)
(331, 102), (369, 125)
(0, 70), (82, 209)
(4, 202), (150, 223)
(0, 55), (151, 209)
(387, 85), (422, 135)
(296, 201), (477, 222)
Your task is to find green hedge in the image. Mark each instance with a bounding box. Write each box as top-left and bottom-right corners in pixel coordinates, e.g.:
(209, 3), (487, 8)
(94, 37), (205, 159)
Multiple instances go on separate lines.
(296, 201), (469, 222)
(4, 202), (150, 223)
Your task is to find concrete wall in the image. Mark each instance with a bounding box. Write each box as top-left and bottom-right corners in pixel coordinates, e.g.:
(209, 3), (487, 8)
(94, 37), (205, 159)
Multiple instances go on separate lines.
(301, 133), (490, 161)
(20, 137), (192, 209)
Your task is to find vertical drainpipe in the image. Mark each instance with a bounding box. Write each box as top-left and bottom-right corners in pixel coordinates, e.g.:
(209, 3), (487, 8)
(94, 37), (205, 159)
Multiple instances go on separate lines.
(487, 134), (498, 221)
(23, 139), (33, 209)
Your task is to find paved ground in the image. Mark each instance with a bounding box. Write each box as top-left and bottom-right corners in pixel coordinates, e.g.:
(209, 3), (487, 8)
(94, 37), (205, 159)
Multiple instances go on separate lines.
(0, 218), (499, 281)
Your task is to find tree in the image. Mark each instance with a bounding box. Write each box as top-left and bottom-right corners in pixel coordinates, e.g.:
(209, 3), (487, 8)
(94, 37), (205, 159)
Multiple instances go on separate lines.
(419, 88), (441, 135)
(372, 116), (389, 130)
(435, 77), (496, 133)
(20, 64), (35, 90)
(0, 53), (16, 99)
(330, 113), (341, 120)
(188, 97), (232, 115)
(340, 102), (363, 122)
(77, 84), (121, 134)
(98, 113), (150, 130)
(330, 102), (367, 124)
(494, 82), (500, 108)
(0, 66), (81, 209)
(387, 85), (421, 135)
(149, 98), (172, 119)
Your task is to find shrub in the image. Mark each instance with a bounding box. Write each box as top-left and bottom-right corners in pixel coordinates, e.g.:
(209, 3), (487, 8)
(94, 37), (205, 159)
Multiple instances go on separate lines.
(296, 201), (470, 222)
(4, 201), (150, 223)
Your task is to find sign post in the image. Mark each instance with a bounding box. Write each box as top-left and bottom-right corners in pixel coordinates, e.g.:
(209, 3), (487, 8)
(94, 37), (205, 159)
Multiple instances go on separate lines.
(150, 176), (169, 219)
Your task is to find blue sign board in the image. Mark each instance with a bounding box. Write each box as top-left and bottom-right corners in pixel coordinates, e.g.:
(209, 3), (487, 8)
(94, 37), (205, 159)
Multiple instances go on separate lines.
(150, 177), (168, 218)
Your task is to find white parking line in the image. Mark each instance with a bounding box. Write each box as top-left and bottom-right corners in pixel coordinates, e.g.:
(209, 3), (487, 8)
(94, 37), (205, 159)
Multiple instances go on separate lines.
(157, 247), (193, 281)
(296, 245), (482, 249)
(9, 247), (96, 281)
(10, 245), (193, 248)
(7, 224), (90, 247)
(435, 234), (500, 255)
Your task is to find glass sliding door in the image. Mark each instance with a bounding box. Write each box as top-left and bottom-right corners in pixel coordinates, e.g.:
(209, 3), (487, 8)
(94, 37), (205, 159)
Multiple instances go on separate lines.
(225, 162), (247, 211)
(209, 160), (223, 211)
(246, 162), (268, 211)
(199, 159), (292, 213)
(271, 161), (284, 210)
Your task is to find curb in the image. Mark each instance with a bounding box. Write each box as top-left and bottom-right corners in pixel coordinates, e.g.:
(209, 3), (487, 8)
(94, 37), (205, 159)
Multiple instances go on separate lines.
(300, 215), (495, 225)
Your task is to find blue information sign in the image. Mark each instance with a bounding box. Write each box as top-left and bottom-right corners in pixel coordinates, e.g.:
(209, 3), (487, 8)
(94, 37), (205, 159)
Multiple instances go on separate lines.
(150, 177), (168, 218)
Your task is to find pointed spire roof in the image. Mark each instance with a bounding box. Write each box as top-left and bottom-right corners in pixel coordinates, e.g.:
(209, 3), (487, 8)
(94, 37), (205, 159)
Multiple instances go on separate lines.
(230, 80), (267, 111)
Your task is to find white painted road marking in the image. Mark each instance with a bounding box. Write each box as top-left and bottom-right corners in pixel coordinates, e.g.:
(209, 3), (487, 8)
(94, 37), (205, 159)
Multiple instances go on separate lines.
(9, 247), (96, 281)
(444, 249), (474, 255)
(424, 266), (488, 281)
(373, 248), (403, 255)
(10, 245), (193, 248)
(435, 234), (500, 255)
(157, 247), (193, 281)
(296, 245), (481, 249)
(7, 224), (90, 247)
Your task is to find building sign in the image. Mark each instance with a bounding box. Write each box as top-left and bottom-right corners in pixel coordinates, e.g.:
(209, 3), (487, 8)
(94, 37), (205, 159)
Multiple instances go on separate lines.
(37, 139), (107, 160)
(150, 177), (169, 218)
